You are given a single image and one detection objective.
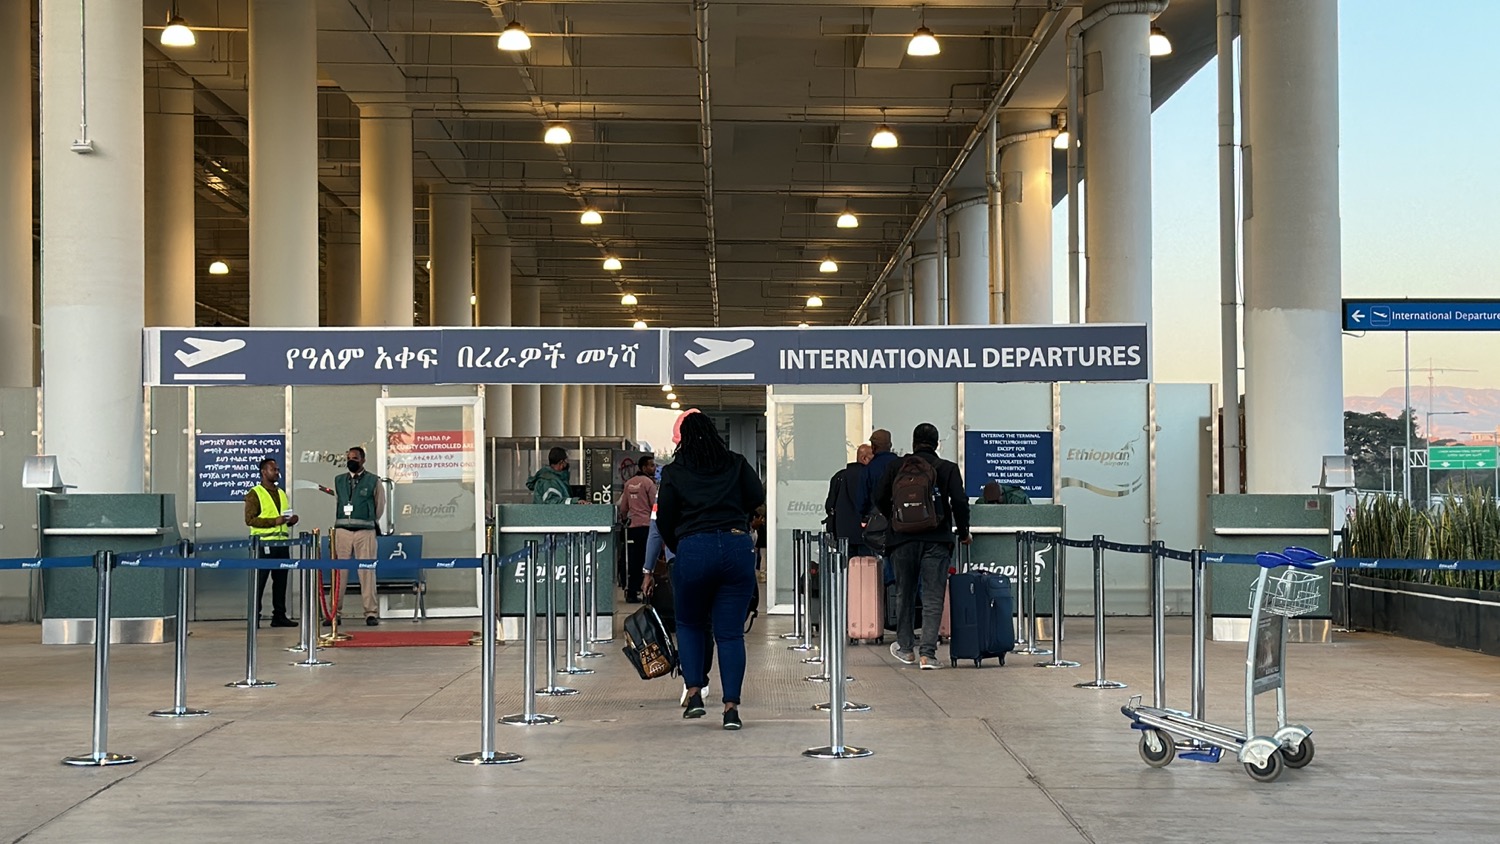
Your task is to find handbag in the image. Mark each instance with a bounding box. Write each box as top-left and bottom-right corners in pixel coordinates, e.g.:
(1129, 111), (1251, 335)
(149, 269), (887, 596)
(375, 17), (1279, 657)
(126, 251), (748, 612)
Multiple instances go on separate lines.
(862, 512), (892, 555)
(621, 604), (679, 680)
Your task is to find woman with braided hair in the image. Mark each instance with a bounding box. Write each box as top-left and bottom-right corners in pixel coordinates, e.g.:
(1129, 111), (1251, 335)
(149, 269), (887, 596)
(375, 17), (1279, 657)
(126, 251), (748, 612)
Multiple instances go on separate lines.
(652, 409), (765, 730)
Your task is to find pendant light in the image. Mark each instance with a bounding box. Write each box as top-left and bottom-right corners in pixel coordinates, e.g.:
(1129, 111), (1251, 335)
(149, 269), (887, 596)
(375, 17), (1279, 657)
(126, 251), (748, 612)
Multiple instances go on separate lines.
(620, 292), (638, 307)
(633, 319), (648, 329)
(498, 21), (532, 52)
(603, 256), (623, 271)
(543, 124), (572, 145)
(1149, 26), (1173, 57)
(580, 207), (603, 226)
(819, 259), (838, 273)
(870, 109), (899, 149)
(208, 260), (229, 275)
(806, 295), (824, 308)
(836, 209), (859, 229)
(907, 7), (940, 58)
(661, 384), (674, 392)
(160, 4), (196, 48)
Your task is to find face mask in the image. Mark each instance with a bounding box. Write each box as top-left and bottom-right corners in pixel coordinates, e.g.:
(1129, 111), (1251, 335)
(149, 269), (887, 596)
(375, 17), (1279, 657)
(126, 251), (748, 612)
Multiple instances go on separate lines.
(347, 459), (362, 473)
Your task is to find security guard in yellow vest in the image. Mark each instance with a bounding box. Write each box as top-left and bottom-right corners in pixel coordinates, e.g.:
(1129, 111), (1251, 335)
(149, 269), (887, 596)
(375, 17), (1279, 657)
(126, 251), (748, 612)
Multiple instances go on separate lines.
(244, 457), (300, 627)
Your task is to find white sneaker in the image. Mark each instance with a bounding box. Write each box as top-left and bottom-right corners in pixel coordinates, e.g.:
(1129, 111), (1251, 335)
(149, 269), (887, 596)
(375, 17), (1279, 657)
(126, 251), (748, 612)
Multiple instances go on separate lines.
(890, 642), (916, 665)
(919, 655), (943, 670)
(679, 682), (711, 705)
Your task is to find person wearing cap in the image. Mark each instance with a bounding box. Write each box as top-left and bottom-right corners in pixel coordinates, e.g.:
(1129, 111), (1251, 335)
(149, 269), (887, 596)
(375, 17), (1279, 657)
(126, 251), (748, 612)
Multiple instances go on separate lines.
(527, 447), (575, 505)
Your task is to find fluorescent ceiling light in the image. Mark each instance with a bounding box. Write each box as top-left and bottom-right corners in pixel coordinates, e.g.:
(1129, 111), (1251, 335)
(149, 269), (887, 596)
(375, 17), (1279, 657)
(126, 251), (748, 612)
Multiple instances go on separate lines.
(870, 125), (899, 149)
(543, 124), (572, 145)
(907, 26), (940, 57)
(806, 295), (824, 308)
(603, 256), (623, 271)
(160, 12), (196, 48)
(836, 210), (858, 229)
(620, 292), (638, 306)
(819, 259), (838, 273)
(498, 21), (531, 51)
(208, 260), (229, 275)
(1149, 27), (1173, 57)
(580, 208), (603, 226)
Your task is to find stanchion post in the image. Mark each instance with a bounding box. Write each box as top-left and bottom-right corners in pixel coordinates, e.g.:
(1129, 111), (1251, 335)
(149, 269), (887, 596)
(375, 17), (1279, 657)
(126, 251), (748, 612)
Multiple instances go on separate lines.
(151, 541), (210, 717)
(294, 536), (333, 668)
(63, 551), (136, 767)
(814, 537), (869, 713)
(536, 535), (578, 696)
(1036, 532), (1079, 669)
(455, 552), (524, 765)
(562, 533), (593, 675)
(1190, 548), (1207, 721)
(789, 530), (815, 652)
(1012, 533), (1031, 650)
(1013, 532), (1051, 656)
(782, 529), (805, 640)
(589, 529), (614, 646)
(1075, 535), (1126, 691)
(287, 531), (316, 653)
(1150, 541), (1167, 709)
(228, 539), (275, 689)
(579, 531), (604, 656)
(803, 537), (871, 759)
(504, 540), (560, 725)
(805, 536), (831, 678)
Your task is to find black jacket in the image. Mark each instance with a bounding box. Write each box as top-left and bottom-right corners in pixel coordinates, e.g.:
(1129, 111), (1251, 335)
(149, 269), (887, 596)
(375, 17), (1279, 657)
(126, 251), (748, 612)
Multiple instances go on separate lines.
(875, 449), (970, 548)
(824, 462), (866, 546)
(657, 452), (765, 553)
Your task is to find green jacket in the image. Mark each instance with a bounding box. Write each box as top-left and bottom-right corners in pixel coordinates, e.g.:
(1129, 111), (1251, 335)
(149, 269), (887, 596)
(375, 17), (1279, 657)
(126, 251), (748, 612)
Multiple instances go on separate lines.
(336, 471), (381, 529)
(527, 466), (573, 505)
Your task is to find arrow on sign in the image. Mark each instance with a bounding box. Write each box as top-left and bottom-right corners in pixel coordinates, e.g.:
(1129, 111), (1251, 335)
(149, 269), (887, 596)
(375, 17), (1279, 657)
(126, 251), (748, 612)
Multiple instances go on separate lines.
(1351, 309), (1365, 324)
(1441, 462), (1452, 468)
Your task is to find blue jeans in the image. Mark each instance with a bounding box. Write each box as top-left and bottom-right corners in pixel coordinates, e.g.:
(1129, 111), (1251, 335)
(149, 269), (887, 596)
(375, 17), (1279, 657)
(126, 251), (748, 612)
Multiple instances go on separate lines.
(891, 540), (952, 659)
(671, 530), (755, 705)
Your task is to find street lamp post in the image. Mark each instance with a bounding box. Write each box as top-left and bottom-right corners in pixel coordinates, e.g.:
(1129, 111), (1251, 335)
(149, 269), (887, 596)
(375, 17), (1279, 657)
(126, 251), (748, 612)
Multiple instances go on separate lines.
(1424, 410), (1470, 505)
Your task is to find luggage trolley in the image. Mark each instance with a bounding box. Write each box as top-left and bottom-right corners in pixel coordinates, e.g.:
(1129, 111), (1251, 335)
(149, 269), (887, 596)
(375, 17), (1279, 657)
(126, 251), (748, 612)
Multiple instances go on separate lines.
(1120, 546), (1332, 783)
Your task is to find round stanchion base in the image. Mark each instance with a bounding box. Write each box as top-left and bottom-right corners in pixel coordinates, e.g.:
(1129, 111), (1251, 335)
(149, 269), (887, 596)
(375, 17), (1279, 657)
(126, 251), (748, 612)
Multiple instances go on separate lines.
(805, 674), (854, 684)
(535, 686), (579, 696)
(1075, 679), (1128, 690)
(787, 643), (815, 652)
(1011, 645), (1053, 656)
(149, 707), (211, 718)
(453, 751), (524, 765)
(292, 658), (334, 667)
(577, 649), (605, 659)
(802, 745), (872, 760)
(284, 644), (309, 653)
(780, 631), (803, 640)
(1036, 659), (1081, 669)
(62, 753), (137, 767)
(559, 666), (595, 676)
(813, 701), (871, 713)
(801, 655), (824, 665)
(501, 713), (560, 726)
(588, 637), (615, 645)
(318, 633), (354, 645)
(226, 679), (276, 689)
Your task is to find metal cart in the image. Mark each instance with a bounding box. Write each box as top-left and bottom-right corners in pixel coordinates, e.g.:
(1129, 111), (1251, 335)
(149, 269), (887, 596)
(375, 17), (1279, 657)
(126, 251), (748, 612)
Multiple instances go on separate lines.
(1120, 546), (1332, 783)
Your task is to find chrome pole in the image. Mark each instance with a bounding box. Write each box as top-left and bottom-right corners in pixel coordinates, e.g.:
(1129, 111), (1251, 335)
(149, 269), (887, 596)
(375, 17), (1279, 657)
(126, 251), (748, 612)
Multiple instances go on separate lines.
(294, 537), (332, 668)
(590, 528), (616, 645)
(803, 538), (871, 759)
(1012, 533), (1032, 650)
(1013, 532), (1050, 655)
(504, 540), (560, 724)
(805, 536), (831, 678)
(1075, 535), (1126, 690)
(561, 534), (593, 675)
(782, 528), (805, 640)
(151, 541), (210, 717)
(1150, 541), (1167, 709)
(1191, 548), (1207, 721)
(285, 567), (311, 654)
(64, 552), (136, 766)
(1036, 532), (1079, 669)
(455, 552), (524, 764)
(789, 530), (816, 652)
(815, 536), (869, 713)
(228, 540), (275, 689)
(579, 531), (604, 656)
(537, 535), (577, 696)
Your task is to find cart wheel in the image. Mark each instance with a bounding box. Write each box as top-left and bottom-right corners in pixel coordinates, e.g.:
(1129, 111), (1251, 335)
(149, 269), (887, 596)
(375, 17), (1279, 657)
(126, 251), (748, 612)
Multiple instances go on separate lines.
(876, 636), (885, 645)
(1138, 729), (1176, 768)
(998, 653), (1006, 666)
(1243, 752), (1284, 783)
(950, 658), (958, 668)
(1281, 737), (1314, 769)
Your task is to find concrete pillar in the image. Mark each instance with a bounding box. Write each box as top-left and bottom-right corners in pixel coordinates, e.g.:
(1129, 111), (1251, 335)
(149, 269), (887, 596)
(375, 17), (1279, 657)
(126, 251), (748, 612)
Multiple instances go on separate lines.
(359, 104), (414, 326)
(540, 309), (565, 438)
(248, 0), (318, 326)
(564, 384), (583, 437)
(945, 190), (990, 324)
(1, 0), (34, 386)
(39, 0), (144, 491)
(325, 211), (360, 325)
(585, 386), (601, 437)
(511, 283), (541, 437)
(429, 184), (473, 327)
(477, 239), (512, 437)
(911, 241), (941, 325)
(1082, 4), (1152, 329)
(1242, 0), (1342, 493)
(602, 388), (616, 438)
(144, 68), (196, 328)
(885, 277), (910, 326)
(1001, 117), (1055, 324)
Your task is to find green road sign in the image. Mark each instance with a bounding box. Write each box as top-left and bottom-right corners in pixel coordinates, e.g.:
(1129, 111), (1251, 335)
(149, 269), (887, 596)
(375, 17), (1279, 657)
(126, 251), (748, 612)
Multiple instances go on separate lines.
(1427, 445), (1500, 470)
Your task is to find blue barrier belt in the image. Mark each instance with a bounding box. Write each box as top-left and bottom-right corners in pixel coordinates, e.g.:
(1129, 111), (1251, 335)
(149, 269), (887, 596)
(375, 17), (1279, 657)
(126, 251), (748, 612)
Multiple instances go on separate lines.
(1335, 558), (1500, 572)
(0, 555), (97, 571)
(119, 556), (490, 571)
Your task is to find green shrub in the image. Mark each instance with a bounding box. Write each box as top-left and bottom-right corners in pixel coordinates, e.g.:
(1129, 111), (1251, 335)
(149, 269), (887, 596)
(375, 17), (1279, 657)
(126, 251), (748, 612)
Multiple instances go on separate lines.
(1344, 493), (1500, 591)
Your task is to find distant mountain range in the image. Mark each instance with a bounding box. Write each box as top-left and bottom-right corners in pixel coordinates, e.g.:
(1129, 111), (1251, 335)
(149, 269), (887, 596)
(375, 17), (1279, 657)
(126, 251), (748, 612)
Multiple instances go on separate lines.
(1346, 387), (1500, 441)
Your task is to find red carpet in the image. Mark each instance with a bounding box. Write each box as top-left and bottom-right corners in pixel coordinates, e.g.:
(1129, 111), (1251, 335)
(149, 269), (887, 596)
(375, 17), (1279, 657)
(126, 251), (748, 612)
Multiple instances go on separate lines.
(330, 630), (475, 648)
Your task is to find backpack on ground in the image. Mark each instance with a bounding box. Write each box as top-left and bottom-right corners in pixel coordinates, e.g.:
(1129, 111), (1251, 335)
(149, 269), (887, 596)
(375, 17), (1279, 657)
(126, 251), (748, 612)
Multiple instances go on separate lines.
(621, 604), (678, 680)
(890, 455), (940, 534)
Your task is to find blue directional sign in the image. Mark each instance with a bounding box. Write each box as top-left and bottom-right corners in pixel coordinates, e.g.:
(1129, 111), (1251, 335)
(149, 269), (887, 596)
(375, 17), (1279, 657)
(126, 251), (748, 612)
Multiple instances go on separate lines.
(1343, 299), (1500, 332)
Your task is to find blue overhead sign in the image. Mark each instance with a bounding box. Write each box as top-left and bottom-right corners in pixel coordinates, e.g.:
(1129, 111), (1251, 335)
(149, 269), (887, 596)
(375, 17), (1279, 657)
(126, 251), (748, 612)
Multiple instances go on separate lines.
(667, 324), (1147, 385)
(1343, 299), (1500, 332)
(146, 328), (664, 386)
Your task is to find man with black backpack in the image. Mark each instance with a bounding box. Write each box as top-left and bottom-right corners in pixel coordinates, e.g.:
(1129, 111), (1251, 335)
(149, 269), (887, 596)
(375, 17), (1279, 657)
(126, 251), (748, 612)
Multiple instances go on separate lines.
(875, 422), (971, 670)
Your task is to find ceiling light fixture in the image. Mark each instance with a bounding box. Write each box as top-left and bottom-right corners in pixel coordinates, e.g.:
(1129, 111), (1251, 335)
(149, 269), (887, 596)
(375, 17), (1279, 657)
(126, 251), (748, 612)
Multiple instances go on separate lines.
(1053, 130), (1070, 150)
(798, 322), (810, 329)
(907, 26), (940, 57)
(580, 207), (603, 226)
(620, 292), (638, 307)
(806, 295), (824, 308)
(1149, 26), (1173, 57)
(633, 319), (648, 329)
(666, 393), (677, 401)
(836, 209), (859, 229)
(208, 260), (229, 275)
(870, 109), (898, 149)
(470, 294), (477, 306)
(603, 256), (622, 271)
(661, 384), (673, 392)
(819, 259), (838, 273)
(160, 5), (196, 48)
(543, 124), (572, 145)
(670, 401), (681, 410)
(498, 21), (532, 52)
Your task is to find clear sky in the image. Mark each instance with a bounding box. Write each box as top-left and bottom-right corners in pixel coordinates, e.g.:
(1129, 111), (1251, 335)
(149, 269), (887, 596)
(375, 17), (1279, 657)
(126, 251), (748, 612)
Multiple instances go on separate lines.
(1054, 0), (1500, 399)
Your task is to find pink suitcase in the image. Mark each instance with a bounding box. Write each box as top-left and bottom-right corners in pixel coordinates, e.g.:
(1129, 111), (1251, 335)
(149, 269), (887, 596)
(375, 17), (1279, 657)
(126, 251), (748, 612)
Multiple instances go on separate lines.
(847, 555), (885, 644)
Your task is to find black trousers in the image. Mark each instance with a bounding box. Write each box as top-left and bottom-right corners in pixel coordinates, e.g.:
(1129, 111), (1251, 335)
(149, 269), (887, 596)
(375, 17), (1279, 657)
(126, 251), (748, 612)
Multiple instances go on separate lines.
(257, 546), (290, 618)
(626, 525), (650, 599)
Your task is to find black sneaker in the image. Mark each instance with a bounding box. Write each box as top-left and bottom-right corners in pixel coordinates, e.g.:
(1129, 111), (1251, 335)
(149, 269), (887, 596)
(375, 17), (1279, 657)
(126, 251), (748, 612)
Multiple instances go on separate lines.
(682, 692), (706, 719)
(365, 616), (380, 627)
(270, 616), (298, 628)
(722, 708), (742, 731)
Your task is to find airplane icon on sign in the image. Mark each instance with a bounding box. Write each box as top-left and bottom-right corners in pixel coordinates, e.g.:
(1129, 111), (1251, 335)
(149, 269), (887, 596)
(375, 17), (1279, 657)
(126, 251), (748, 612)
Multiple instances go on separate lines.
(175, 337), (246, 368)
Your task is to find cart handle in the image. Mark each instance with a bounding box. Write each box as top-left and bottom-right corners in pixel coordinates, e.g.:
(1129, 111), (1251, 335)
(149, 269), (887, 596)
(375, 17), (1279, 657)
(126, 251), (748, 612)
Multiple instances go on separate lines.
(1255, 547), (1331, 570)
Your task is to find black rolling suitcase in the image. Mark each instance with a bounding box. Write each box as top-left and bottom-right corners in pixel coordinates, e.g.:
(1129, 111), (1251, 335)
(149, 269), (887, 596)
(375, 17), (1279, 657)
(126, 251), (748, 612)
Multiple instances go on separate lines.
(947, 546), (1015, 667)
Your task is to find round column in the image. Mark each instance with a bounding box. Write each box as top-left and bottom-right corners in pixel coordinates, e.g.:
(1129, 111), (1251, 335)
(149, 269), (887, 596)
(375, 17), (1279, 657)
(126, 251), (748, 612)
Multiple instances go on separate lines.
(325, 211), (360, 326)
(39, 0), (144, 491)
(945, 190), (991, 324)
(910, 241), (941, 325)
(564, 384), (583, 438)
(1082, 4), (1152, 331)
(582, 386), (599, 438)
(1, 0), (34, 386)
(248, 0), (319, 326)
(1001, 116), (1055, 324)
(602, 388), (616, 439)
(511, 283), (541, 438)
(1242, 0), (1342, 493)
(359, 104), (414, 326)
(477, 239), (513, 438)
(429, 184), (473, 327)
(144, 68), (196, 327)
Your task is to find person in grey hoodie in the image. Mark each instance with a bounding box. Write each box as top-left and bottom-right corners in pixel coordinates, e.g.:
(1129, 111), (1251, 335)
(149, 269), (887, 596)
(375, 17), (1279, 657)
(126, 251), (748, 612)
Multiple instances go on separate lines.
(527, 447), (574, 504)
